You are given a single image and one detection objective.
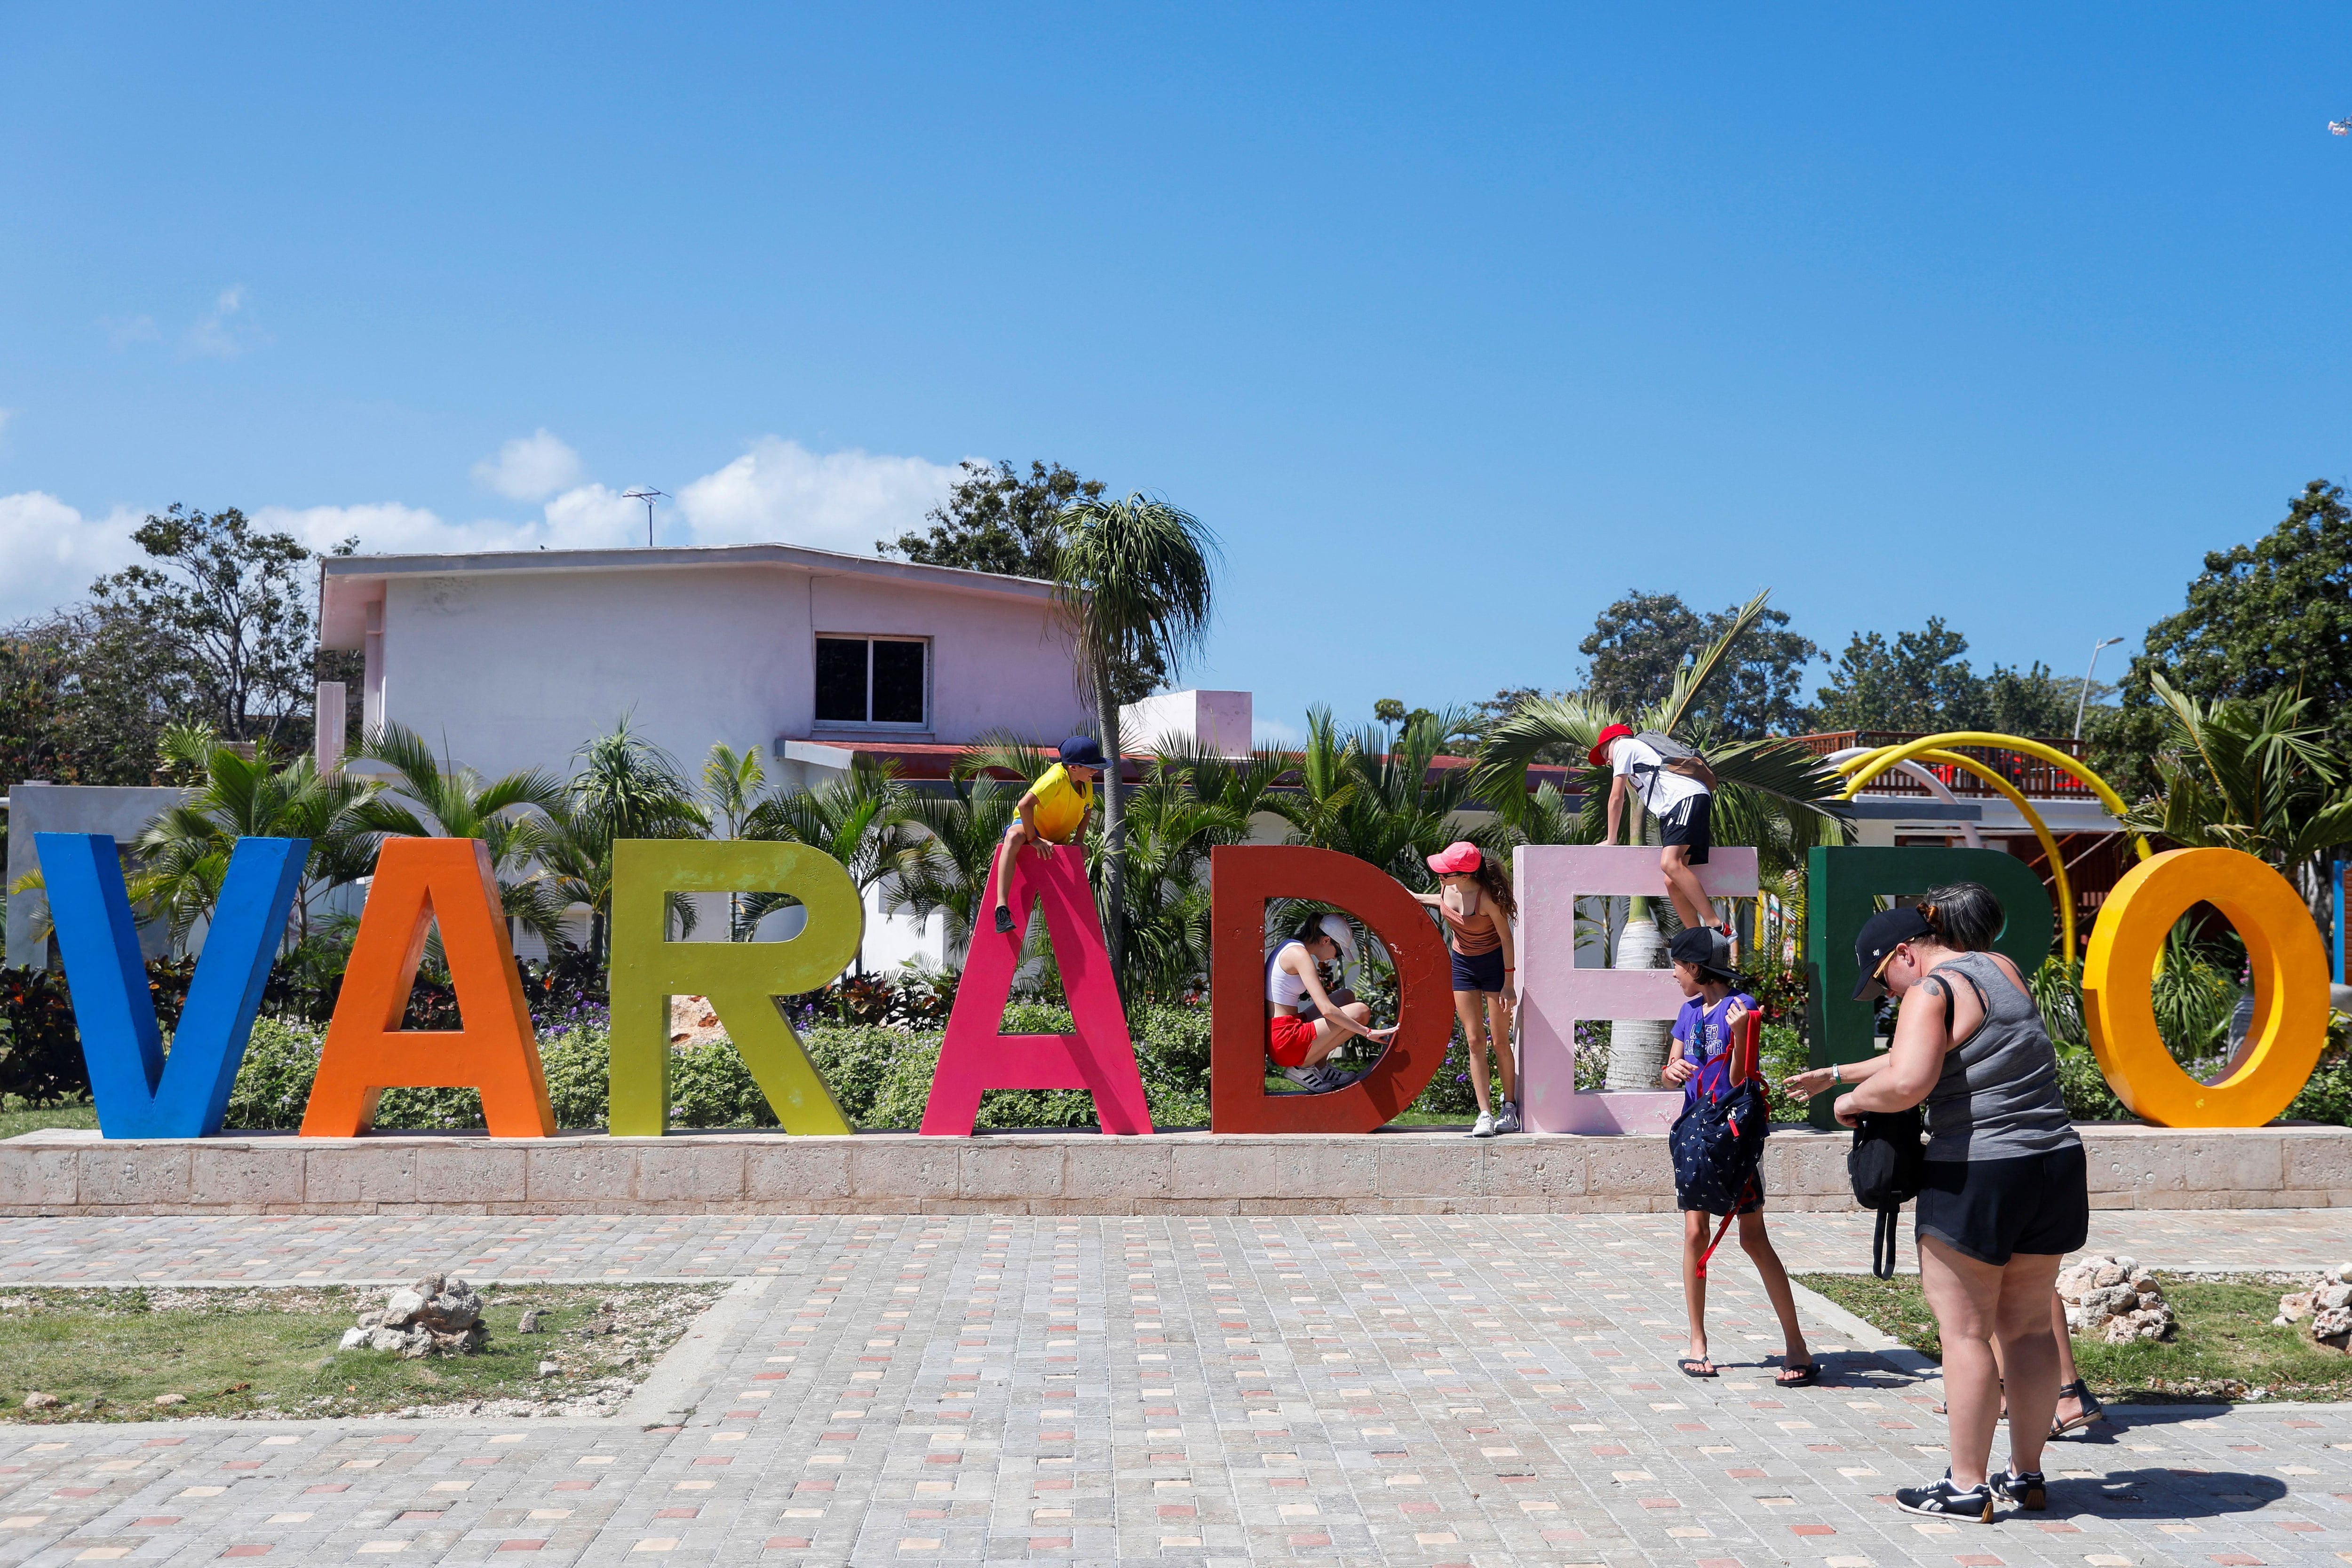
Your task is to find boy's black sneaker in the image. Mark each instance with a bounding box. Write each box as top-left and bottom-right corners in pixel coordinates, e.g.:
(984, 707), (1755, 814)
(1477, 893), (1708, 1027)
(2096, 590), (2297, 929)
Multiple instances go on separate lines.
(1892, 1473), (1994, 1522)
(1989, 1468), (2046, 1511)
(993, 906), (1016, 934)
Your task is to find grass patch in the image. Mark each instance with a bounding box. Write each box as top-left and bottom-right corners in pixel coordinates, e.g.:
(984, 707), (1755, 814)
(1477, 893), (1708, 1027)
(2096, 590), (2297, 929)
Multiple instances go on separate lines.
(0, 1283), (723, 1422)
(1798, 1271), (2352, 1402)
(0, 1097), (98, 1140)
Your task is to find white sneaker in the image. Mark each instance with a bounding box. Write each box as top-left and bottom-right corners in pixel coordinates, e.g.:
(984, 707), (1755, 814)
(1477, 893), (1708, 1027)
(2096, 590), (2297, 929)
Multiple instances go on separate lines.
(1469, 1111), (1496, 1138)
(1494, 1100), (1522, 1134)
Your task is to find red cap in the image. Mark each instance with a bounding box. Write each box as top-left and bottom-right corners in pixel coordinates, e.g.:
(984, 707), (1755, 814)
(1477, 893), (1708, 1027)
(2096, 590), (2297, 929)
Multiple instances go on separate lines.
(1588, 723), (1634, 768)
(1426, 841), (1483, 876)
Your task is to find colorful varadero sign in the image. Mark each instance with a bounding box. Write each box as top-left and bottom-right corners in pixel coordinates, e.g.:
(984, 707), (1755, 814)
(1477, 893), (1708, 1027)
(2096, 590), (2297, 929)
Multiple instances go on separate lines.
(31, 832), (2341, 1139)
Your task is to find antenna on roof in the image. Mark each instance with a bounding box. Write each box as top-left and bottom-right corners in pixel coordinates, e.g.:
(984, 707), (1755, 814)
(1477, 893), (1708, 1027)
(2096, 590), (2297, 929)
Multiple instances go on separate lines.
(623, 489), (667, 547)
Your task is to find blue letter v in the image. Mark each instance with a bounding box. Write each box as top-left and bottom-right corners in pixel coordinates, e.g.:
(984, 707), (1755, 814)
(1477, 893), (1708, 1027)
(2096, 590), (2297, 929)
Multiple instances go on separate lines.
(39, 833), (307, 1139)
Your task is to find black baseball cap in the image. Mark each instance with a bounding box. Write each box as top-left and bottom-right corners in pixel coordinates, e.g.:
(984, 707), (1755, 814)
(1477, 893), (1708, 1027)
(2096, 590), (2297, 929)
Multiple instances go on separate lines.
(1852, 906), (1935, 999)
(1058, 736), (1108, 768)
(1668, 926), (1738, 982)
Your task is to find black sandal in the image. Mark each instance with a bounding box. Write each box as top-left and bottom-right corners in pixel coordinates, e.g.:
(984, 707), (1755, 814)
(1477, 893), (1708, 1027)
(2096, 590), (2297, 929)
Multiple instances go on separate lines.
(1678, 1357), (1718, 1378)
(2050, 1378), (2105, 1437)
(1776, 1361), (1818, 1387)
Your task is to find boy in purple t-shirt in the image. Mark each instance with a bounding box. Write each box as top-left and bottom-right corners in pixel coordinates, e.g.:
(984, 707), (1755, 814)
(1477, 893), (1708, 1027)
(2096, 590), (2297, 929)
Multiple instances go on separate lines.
(1662, 927), (1814, 1386)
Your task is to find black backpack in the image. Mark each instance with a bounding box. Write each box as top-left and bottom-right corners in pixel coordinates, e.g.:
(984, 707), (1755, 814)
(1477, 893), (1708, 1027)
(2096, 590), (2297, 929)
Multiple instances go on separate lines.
(1848, 1106), (1925, 1279)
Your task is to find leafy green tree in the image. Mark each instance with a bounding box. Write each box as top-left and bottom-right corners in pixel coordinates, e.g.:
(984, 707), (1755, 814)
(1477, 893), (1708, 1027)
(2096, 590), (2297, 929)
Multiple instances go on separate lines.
(1814, 617), (1986, 732)
(1051, 491), (1220, 976)
(2097, 479), (2352, 797)
(1582, 590), (1821, 738)
(88, 506), (329, 746)
(880, 459), (1168, 709)
(0, 607), (189, 787)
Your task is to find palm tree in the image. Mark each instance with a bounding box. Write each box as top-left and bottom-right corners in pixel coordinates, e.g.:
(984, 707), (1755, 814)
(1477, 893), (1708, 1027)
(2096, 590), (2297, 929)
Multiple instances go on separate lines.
(1471, 590), (1850, 1087)
(739, 755), (923, 971)
(1112, 741), (1289, 1000)
(350, 721), (576, 951)
(129, 728), (381, 947)
(886, 736), (1041, 958)
(1051, 491), (1220, 972)
(540, 719), (707, 961)
(701, 742), (768, 940)
(1268, 706), (1475, 885)
(2122, 672), (2352, 925)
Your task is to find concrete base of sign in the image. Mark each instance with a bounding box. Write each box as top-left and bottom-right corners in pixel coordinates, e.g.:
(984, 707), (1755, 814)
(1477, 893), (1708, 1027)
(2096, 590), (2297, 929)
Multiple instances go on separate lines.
(3, 1122), (2346, 1216)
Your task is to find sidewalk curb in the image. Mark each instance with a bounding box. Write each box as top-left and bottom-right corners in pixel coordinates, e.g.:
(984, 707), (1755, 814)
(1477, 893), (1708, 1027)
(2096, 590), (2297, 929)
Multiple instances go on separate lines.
(620, 1275), (773, 1428)
(1787, 1276), (1942, 1386)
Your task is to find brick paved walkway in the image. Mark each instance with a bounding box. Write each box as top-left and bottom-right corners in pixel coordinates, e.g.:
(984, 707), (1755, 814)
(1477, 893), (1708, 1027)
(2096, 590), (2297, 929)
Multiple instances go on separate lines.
(3, 1207), (2344, 1287)
(2, 1212), (2348, 1565)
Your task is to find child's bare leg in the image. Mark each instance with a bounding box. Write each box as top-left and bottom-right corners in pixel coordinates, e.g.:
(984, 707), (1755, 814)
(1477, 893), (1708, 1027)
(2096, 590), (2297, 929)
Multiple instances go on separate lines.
(1485, 992), (1516, 1102)
(1680, 1210), (1713, 1368)
(1660, 846), (1713, 931)
(1457, 991), (1493, 1115)
(992, 825), (1039, 927)
(1735, 1211), (1813, 1375)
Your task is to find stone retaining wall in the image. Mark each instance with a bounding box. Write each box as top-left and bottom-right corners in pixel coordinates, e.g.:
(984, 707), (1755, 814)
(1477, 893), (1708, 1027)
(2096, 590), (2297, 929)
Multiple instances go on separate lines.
(3, 1122), (2344, 1216)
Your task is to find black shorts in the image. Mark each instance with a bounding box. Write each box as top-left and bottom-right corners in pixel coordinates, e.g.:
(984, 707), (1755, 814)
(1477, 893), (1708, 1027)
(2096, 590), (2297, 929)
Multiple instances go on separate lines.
(1450, 945), (1506, 993)
(1660, 793), (1713, 866)
(1916, 1142), (2089, 1266)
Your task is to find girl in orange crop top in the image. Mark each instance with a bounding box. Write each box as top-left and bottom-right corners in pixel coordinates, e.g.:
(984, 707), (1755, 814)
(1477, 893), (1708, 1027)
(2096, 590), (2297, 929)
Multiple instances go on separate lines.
(1408, 841), (1519, 1137)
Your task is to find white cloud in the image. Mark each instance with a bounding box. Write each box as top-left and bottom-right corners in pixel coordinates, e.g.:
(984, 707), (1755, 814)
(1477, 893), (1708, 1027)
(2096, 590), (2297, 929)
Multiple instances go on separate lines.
(676, 437), (963, 554)
(184, 286), (264, 359)
(100, 314), (159, 349)
(0, 436), (973, 623)
(471, 428), (583, 502)
(0, 492), (148, 623)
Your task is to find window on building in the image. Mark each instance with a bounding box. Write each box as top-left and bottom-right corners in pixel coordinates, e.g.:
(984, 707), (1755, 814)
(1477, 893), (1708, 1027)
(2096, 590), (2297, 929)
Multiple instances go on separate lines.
(814, 635), (929, 727)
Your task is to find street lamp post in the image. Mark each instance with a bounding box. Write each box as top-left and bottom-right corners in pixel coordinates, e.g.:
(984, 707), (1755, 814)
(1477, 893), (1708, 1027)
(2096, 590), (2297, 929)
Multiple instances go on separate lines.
(2075, 636), (2124, 740)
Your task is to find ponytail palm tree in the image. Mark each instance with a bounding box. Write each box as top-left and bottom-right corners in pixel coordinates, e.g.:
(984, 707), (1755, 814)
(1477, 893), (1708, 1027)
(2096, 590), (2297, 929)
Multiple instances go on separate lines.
(539, 720), (707, 960)
(128, 729), (382, 947)
(738, 755), (923, 970)
(1471, 589), (1850, 1086)
(1052, 492), (1220, 972)
(349, 721), (574, 948)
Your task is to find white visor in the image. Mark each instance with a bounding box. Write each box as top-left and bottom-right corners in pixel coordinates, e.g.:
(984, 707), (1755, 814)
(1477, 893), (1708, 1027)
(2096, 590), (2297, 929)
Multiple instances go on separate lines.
(1316, 912), (1357, 962)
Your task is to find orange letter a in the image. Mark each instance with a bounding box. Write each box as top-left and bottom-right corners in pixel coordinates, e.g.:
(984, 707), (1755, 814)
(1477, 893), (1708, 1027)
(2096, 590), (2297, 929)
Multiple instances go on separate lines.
(301, 837), (556, 1137)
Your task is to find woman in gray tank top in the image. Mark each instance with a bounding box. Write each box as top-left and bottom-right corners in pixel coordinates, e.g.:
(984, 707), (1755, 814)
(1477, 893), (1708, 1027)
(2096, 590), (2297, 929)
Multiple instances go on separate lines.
(1832, 893), (2088, 1524)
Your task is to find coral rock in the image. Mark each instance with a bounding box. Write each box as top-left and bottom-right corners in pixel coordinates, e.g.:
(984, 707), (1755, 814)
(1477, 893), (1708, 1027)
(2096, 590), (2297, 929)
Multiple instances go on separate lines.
(21, 1392), (59, 1411)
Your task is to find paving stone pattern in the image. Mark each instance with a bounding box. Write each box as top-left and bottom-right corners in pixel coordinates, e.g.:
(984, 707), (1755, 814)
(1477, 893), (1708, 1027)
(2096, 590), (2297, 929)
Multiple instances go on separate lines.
(3, 1208), (2348, 1287)
(0, 1212), (2347, 1565)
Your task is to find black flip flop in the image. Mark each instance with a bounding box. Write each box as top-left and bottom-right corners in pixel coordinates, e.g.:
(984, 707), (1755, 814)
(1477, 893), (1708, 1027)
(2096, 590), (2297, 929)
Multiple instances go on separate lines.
(1678, 1358), (1718, 1378)
(1775, 1362), (1819, 1387)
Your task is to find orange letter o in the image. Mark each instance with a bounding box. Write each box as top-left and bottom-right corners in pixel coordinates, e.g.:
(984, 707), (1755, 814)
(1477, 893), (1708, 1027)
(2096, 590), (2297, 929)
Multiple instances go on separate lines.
(2083, 847), (2328, 1128)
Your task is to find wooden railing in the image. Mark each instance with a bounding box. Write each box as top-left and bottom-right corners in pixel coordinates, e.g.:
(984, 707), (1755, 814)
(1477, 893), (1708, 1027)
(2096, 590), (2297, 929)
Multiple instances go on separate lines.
(1785, 731), (2097, 800)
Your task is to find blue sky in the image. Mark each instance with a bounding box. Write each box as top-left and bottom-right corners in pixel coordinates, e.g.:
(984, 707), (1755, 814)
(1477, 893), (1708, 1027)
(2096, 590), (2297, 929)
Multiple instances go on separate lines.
(4, 5), (2349, 742)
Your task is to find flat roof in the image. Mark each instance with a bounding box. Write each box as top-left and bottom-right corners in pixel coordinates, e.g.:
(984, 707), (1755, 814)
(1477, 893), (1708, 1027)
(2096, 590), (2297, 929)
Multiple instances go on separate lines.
(317, 542), (1060, 649)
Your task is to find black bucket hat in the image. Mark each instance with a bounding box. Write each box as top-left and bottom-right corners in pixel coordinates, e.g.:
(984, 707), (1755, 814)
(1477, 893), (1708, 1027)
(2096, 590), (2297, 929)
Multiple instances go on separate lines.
(1852, 906), (1935, 999)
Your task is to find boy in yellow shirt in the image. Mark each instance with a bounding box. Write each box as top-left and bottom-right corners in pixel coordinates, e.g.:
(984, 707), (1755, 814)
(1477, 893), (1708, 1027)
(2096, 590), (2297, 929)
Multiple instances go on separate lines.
(991, 735), (1109, 934)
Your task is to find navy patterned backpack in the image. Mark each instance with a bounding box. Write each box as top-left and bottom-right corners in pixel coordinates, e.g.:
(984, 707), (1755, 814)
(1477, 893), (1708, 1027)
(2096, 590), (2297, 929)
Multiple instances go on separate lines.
(1668, 1006), (1769, 1276)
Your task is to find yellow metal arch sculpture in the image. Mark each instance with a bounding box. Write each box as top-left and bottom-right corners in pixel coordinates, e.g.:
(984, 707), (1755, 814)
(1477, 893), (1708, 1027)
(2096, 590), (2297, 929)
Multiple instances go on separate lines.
(1835, 747), (2079, 957)
(1841, 731), (2152, 860)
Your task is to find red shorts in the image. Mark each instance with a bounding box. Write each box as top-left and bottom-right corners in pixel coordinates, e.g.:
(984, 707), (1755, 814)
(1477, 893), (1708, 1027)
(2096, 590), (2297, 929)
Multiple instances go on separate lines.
(1267, 1014), (1318, 1067)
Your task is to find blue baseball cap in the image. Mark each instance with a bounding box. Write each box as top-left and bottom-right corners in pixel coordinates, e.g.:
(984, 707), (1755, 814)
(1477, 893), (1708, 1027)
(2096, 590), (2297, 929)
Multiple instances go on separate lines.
(1058, 736), (1108, 768)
